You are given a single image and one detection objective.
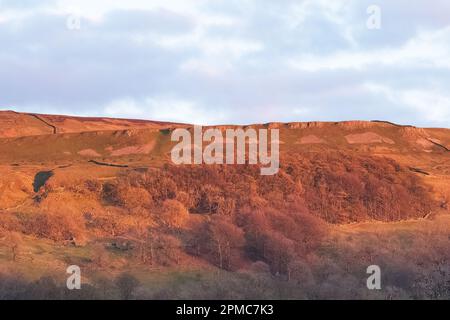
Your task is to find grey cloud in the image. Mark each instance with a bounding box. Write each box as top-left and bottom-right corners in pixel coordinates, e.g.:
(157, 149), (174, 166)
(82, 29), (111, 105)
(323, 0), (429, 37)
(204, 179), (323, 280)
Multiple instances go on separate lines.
(0, 12), (194, 110)
(0, 1), (449, 127)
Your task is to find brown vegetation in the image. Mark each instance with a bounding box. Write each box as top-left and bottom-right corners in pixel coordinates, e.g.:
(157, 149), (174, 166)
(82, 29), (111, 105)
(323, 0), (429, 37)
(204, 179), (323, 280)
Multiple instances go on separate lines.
(0, 112), (448, 299)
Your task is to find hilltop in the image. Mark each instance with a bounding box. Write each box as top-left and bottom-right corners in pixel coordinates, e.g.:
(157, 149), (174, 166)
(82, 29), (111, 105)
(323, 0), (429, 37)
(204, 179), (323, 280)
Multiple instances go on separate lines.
(0, 110), (181, 138)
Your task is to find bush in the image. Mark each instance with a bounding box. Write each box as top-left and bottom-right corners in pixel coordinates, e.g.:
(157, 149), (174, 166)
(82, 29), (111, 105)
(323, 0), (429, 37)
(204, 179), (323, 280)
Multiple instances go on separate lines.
(22, 211), (87, 244)
(159, 199), (189, 229)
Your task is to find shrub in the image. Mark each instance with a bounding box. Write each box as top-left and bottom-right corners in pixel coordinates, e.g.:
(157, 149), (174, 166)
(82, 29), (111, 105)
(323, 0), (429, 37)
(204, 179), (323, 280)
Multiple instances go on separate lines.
(159, 199), (189, 229)
(22, 210), (87, 244)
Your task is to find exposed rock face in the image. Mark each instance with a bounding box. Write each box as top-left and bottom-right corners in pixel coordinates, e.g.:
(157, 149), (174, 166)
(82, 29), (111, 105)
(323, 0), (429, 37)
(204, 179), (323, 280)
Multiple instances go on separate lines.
(298, 135), (326, 144)
(110, 141), (156, 156)
(345, 132), (395, 144)
(78, 149), (102, 157)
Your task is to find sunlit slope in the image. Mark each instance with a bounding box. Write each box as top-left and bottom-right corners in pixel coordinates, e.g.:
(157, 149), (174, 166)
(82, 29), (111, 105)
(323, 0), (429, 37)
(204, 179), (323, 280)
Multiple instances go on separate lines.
(0, 110), (180, 138)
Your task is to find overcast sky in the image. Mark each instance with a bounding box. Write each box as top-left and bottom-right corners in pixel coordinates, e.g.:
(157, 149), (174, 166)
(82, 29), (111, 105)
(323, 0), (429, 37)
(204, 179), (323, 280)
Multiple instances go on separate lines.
(1, 0), (449, 127)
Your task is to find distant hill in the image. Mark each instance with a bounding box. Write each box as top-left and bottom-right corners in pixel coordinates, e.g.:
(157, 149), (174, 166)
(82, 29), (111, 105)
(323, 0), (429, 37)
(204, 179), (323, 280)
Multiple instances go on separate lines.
(0, 110), (181, 138)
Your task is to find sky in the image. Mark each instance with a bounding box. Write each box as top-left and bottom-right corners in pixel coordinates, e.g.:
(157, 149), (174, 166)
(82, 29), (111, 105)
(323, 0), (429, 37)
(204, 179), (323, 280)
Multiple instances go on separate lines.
(0, 0), (449, 127)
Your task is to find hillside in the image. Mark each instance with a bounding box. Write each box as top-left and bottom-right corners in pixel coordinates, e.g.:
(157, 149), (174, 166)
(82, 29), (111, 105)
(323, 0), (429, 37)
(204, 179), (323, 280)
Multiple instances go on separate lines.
(0, 110), (180, 138)
(0, 112), (448, 211)
(0, 111), (448, 299)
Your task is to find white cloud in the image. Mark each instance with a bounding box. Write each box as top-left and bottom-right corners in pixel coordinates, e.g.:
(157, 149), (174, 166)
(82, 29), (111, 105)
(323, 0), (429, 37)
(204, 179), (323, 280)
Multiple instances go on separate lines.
(103, 97), (226, 125)
(103, 98), (146, 117)
(363, 83), (450, 125)
(289, 26), (450, 71)
(180, 59), (232, 78)
(401, 91), (450, 124)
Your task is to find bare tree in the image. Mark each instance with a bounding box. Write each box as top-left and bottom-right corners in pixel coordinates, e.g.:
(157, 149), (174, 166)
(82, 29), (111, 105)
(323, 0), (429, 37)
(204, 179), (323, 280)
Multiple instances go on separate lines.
(3, 232), (23, 262)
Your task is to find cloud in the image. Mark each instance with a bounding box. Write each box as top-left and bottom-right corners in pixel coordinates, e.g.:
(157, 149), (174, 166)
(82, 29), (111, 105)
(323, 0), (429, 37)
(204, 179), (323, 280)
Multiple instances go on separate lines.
(364, 83), (450, 125)
(103, 97), (225, 125)
(100, 9), (195, 34)
(0, 0), (449, 127)
(289, 26), (450, 71)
